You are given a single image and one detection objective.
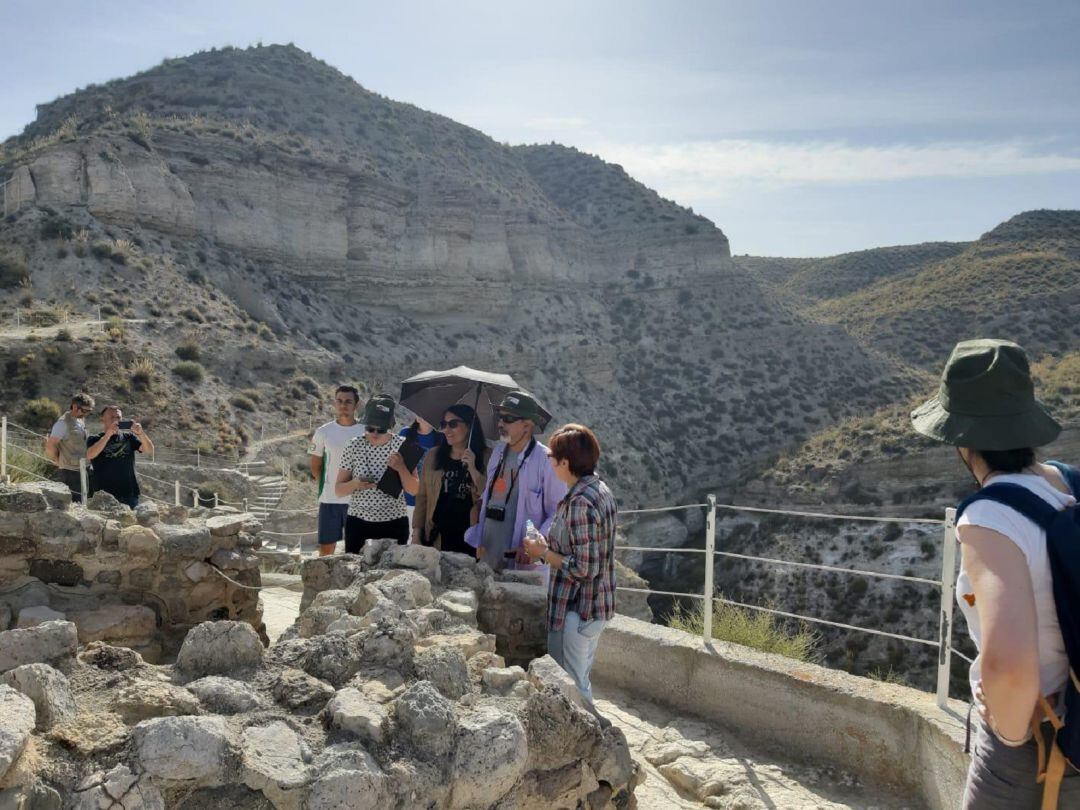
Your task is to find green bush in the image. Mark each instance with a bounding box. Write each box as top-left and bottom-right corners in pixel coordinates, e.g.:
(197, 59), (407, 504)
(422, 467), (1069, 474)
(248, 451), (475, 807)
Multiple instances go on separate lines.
(6, 445), (51, 485)
(229, 395), (256, 412)
(174, 341), (201, 361)
(20, 397), (62, 431)
(0, 251), (29, 289)
(666, 597), (819, 663)
(172, 361), (205, 384)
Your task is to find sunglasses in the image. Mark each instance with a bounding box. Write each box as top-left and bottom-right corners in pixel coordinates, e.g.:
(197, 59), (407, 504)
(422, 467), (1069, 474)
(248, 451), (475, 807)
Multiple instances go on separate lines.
(440, 419), (465, 430)
(365, 426), (388, 434)
(497, 414), (523, 424)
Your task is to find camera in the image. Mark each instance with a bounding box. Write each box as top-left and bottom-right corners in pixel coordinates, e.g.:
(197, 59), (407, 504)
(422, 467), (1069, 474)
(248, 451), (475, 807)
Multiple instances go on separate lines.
(118, 420), (133, 430)
(485, 505), (506, 522)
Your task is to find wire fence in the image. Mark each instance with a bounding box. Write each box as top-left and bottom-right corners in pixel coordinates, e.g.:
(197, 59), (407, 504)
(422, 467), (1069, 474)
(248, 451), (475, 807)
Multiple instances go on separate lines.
(613, 495), (961, 709)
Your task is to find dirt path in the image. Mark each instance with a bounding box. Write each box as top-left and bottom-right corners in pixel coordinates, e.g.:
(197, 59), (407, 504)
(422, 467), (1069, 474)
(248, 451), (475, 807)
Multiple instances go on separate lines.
(0, 318), (146, 341)
(593, 684), (916, 809)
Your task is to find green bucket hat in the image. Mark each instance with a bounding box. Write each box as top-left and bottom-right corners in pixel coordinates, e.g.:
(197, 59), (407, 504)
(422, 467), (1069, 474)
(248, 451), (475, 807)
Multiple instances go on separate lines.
(361, 393), (396, 430)
(911, 339), (1060, 451)
(498, 390), (546, 425)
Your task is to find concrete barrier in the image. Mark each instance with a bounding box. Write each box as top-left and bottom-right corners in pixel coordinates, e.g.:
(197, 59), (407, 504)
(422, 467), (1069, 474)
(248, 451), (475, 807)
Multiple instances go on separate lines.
(593, 615), (969, 809)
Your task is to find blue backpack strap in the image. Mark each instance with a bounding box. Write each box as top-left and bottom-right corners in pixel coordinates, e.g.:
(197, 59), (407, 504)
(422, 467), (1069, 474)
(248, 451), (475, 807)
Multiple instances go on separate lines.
(1045, 460), (1080, 499)
(956, 482), (1060, 532)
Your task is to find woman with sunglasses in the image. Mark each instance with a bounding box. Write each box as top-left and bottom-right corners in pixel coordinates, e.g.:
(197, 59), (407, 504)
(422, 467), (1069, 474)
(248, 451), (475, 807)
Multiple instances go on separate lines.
(412, 405), (490, 554)
(335, 394), (418, 552)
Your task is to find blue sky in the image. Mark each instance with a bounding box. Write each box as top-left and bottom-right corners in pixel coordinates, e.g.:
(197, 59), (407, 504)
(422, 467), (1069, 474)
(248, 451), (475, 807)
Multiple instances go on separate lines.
(3, 0), (1079, 256)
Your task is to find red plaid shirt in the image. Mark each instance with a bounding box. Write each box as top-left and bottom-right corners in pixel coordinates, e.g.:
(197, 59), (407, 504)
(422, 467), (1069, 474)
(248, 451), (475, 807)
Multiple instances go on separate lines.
(547, 474), (618, 631)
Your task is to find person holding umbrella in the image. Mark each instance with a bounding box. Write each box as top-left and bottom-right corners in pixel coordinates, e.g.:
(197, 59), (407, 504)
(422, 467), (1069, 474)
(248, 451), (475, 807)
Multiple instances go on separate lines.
(412, 404), (491, 554)
(466, 390), (567, 571)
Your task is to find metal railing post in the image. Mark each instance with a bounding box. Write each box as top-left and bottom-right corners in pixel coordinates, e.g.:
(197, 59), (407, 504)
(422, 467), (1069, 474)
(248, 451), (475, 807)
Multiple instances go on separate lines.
(242, 498), (248, 513)
(1, 415), (7, 480)
(703, 494), (716, 644)
(213, 492), (219, 508)
(191, 489), (198, 507)
(79, 458), (89, 505)
(936, 507), (958, 709)
(196, 447), (200, 468)
(174, 480), (180, 506)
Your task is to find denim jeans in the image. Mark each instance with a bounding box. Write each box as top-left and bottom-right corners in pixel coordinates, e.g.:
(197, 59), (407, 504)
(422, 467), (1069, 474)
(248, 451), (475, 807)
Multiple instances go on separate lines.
(546, 610), (606, 707)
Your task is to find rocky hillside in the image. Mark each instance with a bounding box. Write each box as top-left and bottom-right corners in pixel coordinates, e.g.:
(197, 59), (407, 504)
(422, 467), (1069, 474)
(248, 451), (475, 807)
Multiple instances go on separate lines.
(0, 44), (915, 508)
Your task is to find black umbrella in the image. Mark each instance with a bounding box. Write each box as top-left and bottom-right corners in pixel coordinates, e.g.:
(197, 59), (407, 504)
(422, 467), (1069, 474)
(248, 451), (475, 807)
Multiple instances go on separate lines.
(399, 366), (550, 441)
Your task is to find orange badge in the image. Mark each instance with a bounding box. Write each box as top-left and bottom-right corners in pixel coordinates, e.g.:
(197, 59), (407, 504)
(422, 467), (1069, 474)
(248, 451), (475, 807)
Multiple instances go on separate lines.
(962, 593), (976, 607)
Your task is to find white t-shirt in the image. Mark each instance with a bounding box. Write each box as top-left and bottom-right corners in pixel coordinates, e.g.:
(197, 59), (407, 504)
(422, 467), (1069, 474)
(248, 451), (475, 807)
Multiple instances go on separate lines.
(309, 420), (366, 505)
(957, 471), (1075, 700)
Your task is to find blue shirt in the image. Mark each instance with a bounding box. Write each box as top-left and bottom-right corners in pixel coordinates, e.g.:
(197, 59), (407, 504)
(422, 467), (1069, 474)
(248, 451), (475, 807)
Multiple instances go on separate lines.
(398, 427), (441, 506)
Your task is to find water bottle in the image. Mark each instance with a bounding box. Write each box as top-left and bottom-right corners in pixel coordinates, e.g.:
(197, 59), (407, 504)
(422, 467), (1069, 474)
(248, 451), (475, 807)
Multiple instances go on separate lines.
(525, 519), (541, 541)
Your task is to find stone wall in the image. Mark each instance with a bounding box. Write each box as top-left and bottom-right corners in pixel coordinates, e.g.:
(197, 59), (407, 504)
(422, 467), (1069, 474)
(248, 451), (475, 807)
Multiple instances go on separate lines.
(0, 538), (638, 808)
(0, 481), (264, 662)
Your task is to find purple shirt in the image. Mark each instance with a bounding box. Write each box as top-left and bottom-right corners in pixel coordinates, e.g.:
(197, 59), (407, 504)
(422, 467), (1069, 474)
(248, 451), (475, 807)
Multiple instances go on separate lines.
(464, 438), (567, 571)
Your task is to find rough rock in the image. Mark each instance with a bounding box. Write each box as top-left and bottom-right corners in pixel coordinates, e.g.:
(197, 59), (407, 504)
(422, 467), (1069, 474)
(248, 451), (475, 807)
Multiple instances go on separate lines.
(374, 569), (433, 609)
(528, 654), (588, 709)
(0, 487), (48, 513)
(0, 663), (77, 730)
(589, 726), (637, 790)
(71, 763), (165, 810)
(209, 548), (259, 571)
(267, 634), (364, 688)
(207, 514), (246, 537)
(241, 721), (310, 809)
(297, 605), (348, 638)
(79, 641), (145, 671)
(135, 501), (160, 527)
(156, 522), (214, 559)
(415, 630), (496, 661)
(523, 685), (600, 773)
(134, 715), (230, 785)
(412, 643), (470, 699)
(435, 589), (479, 625)
(481, 665), (527, 696)
(87, 490), (127, 514)
(272, 668), (335, 711)
(186, 676), (265, 714)
(0, 605), (9, 632)
(119, 525), (162, 561)
(0, 620), (78, 673)
(325, 614), (367, 636)
(394, 681), (456, 757)
(110, 681), (203, 724)
(308, 744), (388, 810)
(176, 620), (264, 676)
(345, 668), (405, 704)
(0, 685), (35, 780)
(449, 707), (529, 808)
(326, 687), (390, 744)
(14, 605), (66, 628)
(383, 543), (441, 577)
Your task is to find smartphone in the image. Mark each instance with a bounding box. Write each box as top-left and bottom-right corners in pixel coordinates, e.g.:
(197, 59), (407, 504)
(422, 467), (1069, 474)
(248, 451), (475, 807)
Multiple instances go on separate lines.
(118, 419), (133, 430)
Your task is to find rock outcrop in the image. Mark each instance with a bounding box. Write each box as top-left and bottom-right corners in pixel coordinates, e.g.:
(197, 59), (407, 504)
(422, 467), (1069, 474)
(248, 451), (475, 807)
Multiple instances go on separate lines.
(0, 533), (640, 807)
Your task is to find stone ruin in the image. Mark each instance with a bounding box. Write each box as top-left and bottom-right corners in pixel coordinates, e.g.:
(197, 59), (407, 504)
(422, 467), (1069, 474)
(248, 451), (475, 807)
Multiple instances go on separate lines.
(0, 481), (265, 661)
(0, 481), (641, 808)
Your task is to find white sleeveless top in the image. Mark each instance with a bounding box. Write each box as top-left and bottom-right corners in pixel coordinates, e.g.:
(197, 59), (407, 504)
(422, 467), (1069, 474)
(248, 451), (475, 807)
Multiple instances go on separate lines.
(956, 471), (1075, 700)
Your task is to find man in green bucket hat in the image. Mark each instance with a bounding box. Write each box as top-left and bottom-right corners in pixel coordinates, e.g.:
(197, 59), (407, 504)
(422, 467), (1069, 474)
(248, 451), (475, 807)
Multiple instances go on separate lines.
(912, 339), (1079, 808)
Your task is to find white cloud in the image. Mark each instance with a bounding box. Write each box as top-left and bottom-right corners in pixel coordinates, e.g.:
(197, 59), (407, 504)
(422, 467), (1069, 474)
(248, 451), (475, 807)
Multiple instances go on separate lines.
(586, 139), (1080, 201)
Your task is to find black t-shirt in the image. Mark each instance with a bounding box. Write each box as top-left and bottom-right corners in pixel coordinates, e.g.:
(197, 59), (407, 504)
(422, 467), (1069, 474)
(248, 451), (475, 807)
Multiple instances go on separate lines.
(432, 459), (475, 552)
(87, 432), (142, 500)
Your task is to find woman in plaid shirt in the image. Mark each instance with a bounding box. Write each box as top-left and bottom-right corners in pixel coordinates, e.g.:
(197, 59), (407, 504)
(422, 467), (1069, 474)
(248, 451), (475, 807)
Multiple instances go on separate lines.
(523, 423), (617, 711)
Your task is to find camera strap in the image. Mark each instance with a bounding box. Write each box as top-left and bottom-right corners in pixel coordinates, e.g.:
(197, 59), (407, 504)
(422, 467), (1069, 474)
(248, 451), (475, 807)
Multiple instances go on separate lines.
(486, 438), (536, 506)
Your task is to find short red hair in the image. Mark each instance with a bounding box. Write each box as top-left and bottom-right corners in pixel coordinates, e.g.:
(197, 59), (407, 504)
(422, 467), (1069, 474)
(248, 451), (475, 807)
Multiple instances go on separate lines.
(548, 423), (601, 477)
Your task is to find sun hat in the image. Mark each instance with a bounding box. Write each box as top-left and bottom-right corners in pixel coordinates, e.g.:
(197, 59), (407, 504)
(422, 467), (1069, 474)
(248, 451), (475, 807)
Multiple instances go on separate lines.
(361, 393), (396, 430)
(911, 339), (1060, 450)
(497, 390), (546, 426)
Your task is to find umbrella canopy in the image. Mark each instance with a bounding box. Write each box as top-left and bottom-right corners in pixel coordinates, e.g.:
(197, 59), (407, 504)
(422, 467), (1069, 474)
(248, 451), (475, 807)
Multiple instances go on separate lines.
(399, 366), (550, 440)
